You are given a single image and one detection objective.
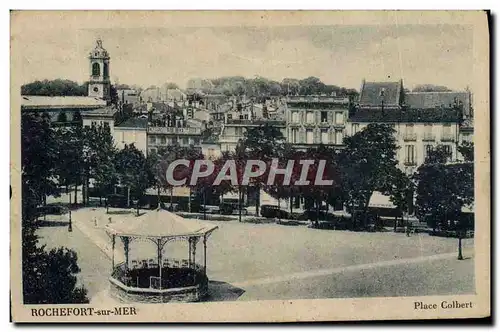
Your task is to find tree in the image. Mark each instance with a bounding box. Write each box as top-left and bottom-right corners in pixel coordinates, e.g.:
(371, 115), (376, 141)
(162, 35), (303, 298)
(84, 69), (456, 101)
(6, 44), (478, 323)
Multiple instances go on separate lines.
(56, 112), (68, 123)
(425, 144), (452, 164)
(211, 151), (236, 213)
(295, 145), (339, 227)
(22, 112), (59, 207)
(110, 85), (119, 106)
(299, 77), (326, 95)
(146, 149), (164, 208)
(72, 111), (82, 123)
(415, 161), (474, 232)
(412, 84), (452, 92)
(339, 123), (399, 230)
(243, 124), (286, 216)
(83, 124), (118, 205)
(232, 141), (249, 222)
(458, 141), (474, 162)
(53, 126), (84, 204)
(114, 144), (149, 214)
(415, 142), (474, 260)
(163, 82), (179, 89)
(384, 168), (414, 231)
(21, 79), (87, 96)
(22, 112), (88, 304)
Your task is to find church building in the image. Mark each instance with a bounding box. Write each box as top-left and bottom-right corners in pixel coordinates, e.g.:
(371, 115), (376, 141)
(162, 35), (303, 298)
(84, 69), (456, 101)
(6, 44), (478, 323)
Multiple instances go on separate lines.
(21, 39), (117, 129)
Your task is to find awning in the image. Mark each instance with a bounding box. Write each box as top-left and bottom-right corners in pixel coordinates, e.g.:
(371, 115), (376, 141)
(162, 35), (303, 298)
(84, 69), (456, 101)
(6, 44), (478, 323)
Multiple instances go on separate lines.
(145, 186), (191, 197)
(369, 191), (396, 209)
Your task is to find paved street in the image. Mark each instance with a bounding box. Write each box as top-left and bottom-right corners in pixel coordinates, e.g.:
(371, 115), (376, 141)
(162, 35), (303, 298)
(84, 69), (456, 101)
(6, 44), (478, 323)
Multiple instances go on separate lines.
(36, 206), (475, 302)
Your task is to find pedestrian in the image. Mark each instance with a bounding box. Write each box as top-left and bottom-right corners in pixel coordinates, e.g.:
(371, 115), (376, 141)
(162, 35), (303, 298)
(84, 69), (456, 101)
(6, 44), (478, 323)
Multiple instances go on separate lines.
(406, 223), (411, 237)
(94, 217), (98, 227)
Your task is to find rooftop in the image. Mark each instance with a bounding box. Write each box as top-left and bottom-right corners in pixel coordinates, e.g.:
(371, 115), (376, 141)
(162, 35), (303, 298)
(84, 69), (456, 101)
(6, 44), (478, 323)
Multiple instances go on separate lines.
(116, 117), (148, 129)
(225, 119), (286, 126)
(359, 80), (403, 107)
(349, 107), (462, 123)
(21, 96), (107, 109)
(105, 208), (218, 238)
(81, 106), (118, 117)
(405, 91), (471, 113)
(287, 96), (350, 104)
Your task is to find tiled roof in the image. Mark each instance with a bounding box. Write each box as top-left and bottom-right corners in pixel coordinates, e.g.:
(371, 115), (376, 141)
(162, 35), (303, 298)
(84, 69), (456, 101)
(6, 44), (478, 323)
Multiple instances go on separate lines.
(287, 102), (350, 110)
(81, 106), (118, 117)
(405, 91), (471, 113)
(116, 117), (148, 129)
(349, 107), (461, 123)
(225, 119), (286, 126)
(151, 102), (175, 113)
(359, 80), (402, 107)
(21, 96), (107, 109)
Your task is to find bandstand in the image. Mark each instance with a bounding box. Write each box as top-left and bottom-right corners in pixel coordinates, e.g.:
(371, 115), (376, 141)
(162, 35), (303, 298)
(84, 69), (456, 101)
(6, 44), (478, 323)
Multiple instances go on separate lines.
(105, 208), (218, 303)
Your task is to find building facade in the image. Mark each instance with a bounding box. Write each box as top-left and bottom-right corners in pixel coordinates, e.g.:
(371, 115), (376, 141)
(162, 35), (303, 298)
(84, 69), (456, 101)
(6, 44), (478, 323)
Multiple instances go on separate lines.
(113, 118), (148, 153)
(218, 119), (286, 152)
(285, 96), (351, 150)
(147, 125), (203, 155)
(348, 108), (462, 174)
(350, 79), (467, 174)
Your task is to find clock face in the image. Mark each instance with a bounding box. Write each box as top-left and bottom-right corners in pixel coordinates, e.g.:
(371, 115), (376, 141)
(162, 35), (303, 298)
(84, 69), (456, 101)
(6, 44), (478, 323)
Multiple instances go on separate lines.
(93, 87), (99, 93)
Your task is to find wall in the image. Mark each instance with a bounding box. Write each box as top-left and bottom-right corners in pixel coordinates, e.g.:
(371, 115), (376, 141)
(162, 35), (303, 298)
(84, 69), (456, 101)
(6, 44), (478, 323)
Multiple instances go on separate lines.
(286, 106), (347, 145)
(345, 121), (459, 174)
(114, 128), (148, 155)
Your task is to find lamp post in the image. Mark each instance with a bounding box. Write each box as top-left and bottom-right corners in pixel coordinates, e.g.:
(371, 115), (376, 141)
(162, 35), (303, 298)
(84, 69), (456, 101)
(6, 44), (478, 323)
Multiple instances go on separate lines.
(68, 186), (73, 232)
(458, 233), (464, 260)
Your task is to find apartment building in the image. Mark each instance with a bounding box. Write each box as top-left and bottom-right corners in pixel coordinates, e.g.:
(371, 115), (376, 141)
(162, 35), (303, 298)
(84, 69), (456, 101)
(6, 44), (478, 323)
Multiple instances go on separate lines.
(349, 79), (466, 174)
(285, 95), (351, 150)
(349, 108), (461, 174)
(219, 119), (286, 152)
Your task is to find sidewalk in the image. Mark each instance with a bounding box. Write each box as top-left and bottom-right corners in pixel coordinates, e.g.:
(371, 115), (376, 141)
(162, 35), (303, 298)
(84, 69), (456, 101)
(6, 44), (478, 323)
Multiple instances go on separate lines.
(72, 208), (125, 262)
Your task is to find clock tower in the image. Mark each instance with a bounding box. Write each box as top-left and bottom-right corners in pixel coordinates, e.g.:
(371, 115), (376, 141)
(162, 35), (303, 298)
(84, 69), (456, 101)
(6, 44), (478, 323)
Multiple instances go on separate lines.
(88, 38), (111, 101)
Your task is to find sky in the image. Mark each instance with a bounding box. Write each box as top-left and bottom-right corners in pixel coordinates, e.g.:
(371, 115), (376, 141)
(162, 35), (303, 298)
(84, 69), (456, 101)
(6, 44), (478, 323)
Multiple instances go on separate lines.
(13, 22), (473, 91)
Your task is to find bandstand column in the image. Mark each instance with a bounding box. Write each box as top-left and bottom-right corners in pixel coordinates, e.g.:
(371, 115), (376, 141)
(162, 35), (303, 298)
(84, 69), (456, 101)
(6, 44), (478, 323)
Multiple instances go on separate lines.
(111, 234), (116, 269)
(122, 236), (130, 271)
(203, 235), (207, 275)
(156, 238), (163, 289)
(192, 237), (197, 267)
(188, 237), (192, 267)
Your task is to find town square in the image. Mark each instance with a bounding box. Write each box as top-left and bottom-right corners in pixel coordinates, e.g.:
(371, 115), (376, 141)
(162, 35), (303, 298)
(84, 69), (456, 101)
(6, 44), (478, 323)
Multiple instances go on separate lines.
(12, 11), (485, 316)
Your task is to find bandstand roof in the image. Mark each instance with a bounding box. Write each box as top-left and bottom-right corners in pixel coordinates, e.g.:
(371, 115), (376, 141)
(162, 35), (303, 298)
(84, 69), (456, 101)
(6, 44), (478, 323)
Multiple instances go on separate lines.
(105, 208), (218, 238)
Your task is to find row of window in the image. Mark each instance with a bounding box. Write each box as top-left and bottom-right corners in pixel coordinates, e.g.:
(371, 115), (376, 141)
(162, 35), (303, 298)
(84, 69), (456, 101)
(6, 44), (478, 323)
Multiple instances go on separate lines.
(404, 123), (453, 135)
(85, 121), (110, 129)
(350, 123), (455, 140)
(290, 128), (344, 145)
(226, 113), (250, 120)
(291, 111), (344, 125)
(404, 144), (453, 165)
(148, 134), (201, 146)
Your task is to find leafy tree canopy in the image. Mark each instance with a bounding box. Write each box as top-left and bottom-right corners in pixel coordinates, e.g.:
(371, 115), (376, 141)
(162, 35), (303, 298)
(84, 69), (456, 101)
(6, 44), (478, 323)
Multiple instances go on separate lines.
(412, 84), (452, 92)
(186, 76), (358, 97)
(339, 123), (399, 225)
(21, 79), (88, 96)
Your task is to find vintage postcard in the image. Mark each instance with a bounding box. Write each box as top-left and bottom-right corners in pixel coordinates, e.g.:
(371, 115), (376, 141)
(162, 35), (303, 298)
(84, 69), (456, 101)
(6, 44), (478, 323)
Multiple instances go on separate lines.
(10, 10), (490, 322)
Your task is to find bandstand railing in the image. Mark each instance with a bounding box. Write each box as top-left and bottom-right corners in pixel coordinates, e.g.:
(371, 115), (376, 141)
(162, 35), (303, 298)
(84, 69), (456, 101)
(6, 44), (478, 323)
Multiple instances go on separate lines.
(111, 259), (206, 290)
